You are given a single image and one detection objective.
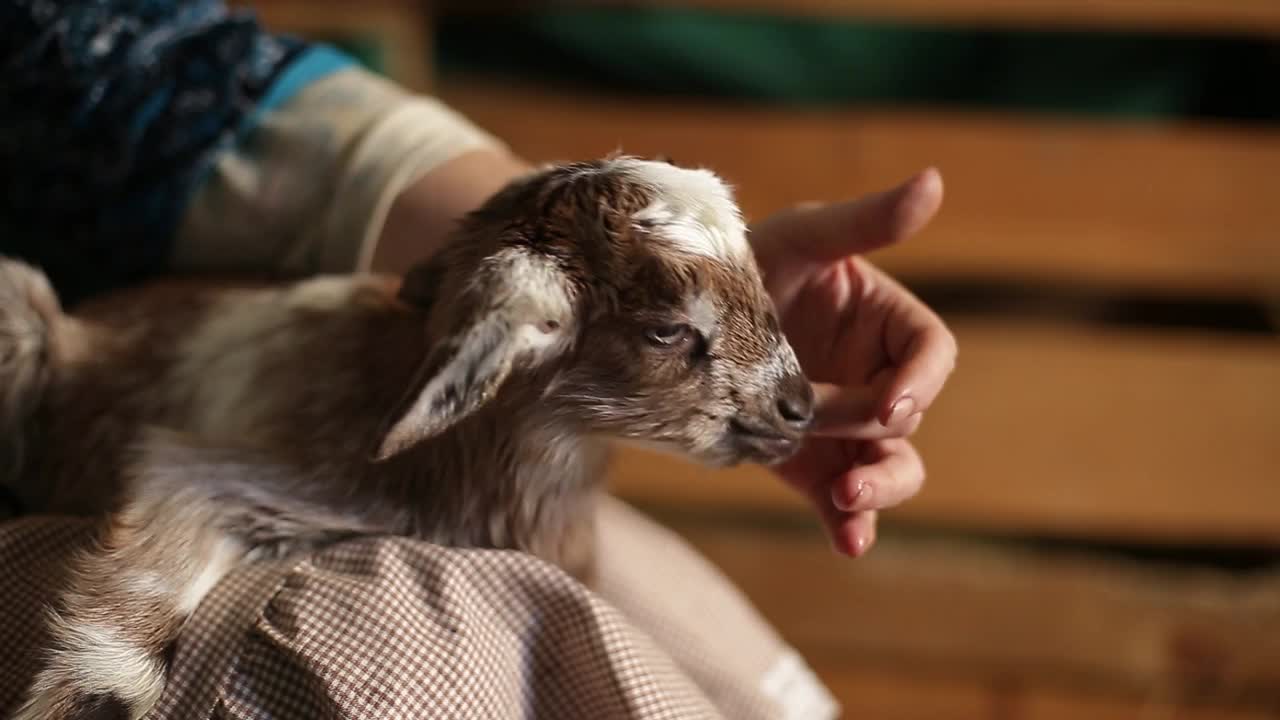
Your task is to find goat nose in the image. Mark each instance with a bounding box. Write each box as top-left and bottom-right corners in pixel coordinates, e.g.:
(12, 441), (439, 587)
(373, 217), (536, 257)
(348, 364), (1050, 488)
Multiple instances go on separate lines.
(775, 375), (815, 429)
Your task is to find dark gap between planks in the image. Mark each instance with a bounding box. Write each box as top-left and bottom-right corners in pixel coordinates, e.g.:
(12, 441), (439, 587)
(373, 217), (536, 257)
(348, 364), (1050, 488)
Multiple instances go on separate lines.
(900, 276), (1279, 337)
(636, 502), (1280, 575)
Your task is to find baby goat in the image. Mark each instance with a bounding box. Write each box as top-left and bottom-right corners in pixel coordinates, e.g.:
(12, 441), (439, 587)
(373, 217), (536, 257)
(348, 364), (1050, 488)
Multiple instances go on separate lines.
(3, 156), (815, 720)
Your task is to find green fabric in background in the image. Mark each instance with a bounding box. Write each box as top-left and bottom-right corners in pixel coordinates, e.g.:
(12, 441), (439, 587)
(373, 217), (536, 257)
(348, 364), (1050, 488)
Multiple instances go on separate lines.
(434, 8), (1278, 123)
(320, 35), (389, 76)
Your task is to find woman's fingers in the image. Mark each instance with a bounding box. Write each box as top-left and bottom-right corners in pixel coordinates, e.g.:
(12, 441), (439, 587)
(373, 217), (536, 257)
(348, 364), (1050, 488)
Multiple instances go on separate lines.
(753, 168), (944, 310)
(829, 438), (926, 514)
(772, 168), (944, 265)
(803, 475), (879, 557)
(810, 382), (923, 439)
(835, 510), (879, 557)
(877, 295), (959, 426)
(789, 438), (923, 557)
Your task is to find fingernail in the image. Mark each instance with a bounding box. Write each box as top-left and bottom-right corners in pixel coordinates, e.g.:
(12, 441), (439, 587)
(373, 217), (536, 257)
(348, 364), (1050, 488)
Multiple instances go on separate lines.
(883, 396), (916, 426)
(853, 530), (878, 557)
(833, 478), (865, 511)
(851, 481), (872, 511)
(853, 535), (870, 556)
(834, 528), (861, 556)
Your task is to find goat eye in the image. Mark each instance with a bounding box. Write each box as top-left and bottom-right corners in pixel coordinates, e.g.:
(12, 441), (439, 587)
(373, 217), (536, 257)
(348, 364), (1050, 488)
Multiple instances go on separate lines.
(645, 323), (695, 348)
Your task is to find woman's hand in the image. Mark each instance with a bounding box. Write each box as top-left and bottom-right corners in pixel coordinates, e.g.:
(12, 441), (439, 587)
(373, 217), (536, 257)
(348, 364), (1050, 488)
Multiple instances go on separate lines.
(749, 168), (956, 556)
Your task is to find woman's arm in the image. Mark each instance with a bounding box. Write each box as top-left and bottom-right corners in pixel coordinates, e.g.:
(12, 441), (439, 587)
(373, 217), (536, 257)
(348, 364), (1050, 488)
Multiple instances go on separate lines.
(372, 149), (533, 274)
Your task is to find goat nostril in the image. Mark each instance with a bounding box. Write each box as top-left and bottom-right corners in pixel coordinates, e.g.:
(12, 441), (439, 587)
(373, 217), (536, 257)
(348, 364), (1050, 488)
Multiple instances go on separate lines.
(776, 393), (814, 427)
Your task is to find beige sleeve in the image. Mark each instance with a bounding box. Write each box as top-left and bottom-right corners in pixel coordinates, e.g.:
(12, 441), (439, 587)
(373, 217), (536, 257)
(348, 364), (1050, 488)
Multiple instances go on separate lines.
(171, 66), (506, 278)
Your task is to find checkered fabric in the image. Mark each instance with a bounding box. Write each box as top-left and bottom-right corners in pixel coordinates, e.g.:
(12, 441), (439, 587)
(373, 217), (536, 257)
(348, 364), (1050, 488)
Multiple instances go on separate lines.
(0, 496), (838, 719)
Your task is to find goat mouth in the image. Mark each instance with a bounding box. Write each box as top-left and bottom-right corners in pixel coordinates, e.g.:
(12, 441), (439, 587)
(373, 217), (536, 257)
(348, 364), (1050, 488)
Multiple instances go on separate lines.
(725, 431), (802, 466)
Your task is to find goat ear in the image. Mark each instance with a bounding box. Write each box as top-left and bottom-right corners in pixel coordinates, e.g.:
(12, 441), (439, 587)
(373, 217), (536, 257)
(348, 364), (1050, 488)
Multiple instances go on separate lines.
(374, 315), (522, 460)
(372, 252), (572, 461)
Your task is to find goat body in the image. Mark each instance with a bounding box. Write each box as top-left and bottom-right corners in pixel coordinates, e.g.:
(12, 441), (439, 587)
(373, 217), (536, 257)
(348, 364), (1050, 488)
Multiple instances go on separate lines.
(4, 156), (814, 719)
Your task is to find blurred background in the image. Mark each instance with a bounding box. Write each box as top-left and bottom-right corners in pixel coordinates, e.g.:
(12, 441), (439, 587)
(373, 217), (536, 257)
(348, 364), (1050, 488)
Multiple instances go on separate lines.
(237, 1), (1279, 717)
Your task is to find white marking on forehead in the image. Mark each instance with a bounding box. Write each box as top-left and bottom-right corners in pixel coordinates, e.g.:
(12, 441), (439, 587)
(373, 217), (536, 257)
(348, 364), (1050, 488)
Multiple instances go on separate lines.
(613, 158), (750, 262)
(685, 292), (719, 335)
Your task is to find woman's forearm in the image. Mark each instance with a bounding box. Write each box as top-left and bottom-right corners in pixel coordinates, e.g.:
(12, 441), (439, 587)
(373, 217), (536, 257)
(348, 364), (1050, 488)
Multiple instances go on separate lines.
(371, 148), (534, 274)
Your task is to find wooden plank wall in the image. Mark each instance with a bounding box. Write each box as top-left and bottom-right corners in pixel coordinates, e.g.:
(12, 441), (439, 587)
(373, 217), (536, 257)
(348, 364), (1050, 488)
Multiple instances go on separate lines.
(670, 518), (1280, 718)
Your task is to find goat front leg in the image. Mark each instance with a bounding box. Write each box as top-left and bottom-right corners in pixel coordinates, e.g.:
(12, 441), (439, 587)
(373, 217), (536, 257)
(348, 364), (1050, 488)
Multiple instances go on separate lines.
(14, 497), (248, 720)
(14, 431), (383, 720)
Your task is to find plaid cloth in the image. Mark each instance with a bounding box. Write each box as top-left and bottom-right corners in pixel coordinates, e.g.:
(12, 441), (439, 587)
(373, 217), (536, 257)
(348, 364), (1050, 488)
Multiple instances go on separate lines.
(0, 495), (838, 719)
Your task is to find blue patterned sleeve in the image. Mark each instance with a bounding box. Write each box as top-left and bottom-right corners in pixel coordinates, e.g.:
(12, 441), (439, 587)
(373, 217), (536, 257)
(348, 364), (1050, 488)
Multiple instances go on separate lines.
(0, 0), (354, 304)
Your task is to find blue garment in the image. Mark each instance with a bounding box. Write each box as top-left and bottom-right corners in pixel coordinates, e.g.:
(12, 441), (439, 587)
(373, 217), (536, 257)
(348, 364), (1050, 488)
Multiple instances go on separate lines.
(0, 0), (353, 304)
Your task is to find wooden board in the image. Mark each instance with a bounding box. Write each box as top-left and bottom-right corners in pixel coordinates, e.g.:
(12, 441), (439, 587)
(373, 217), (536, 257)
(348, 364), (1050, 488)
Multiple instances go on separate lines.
(608, 319), (1280, 547)
(660, 517), (1280, 707)
(439, 0), (1280, 36)
(232, 0), (434, 91)
(817, 663), (1280, 720)
(437, 81), (1280, 296)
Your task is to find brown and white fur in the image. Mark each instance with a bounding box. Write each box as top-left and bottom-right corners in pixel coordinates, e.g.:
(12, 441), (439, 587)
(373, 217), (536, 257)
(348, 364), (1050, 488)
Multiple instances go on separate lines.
(2, 156), (815, 720)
